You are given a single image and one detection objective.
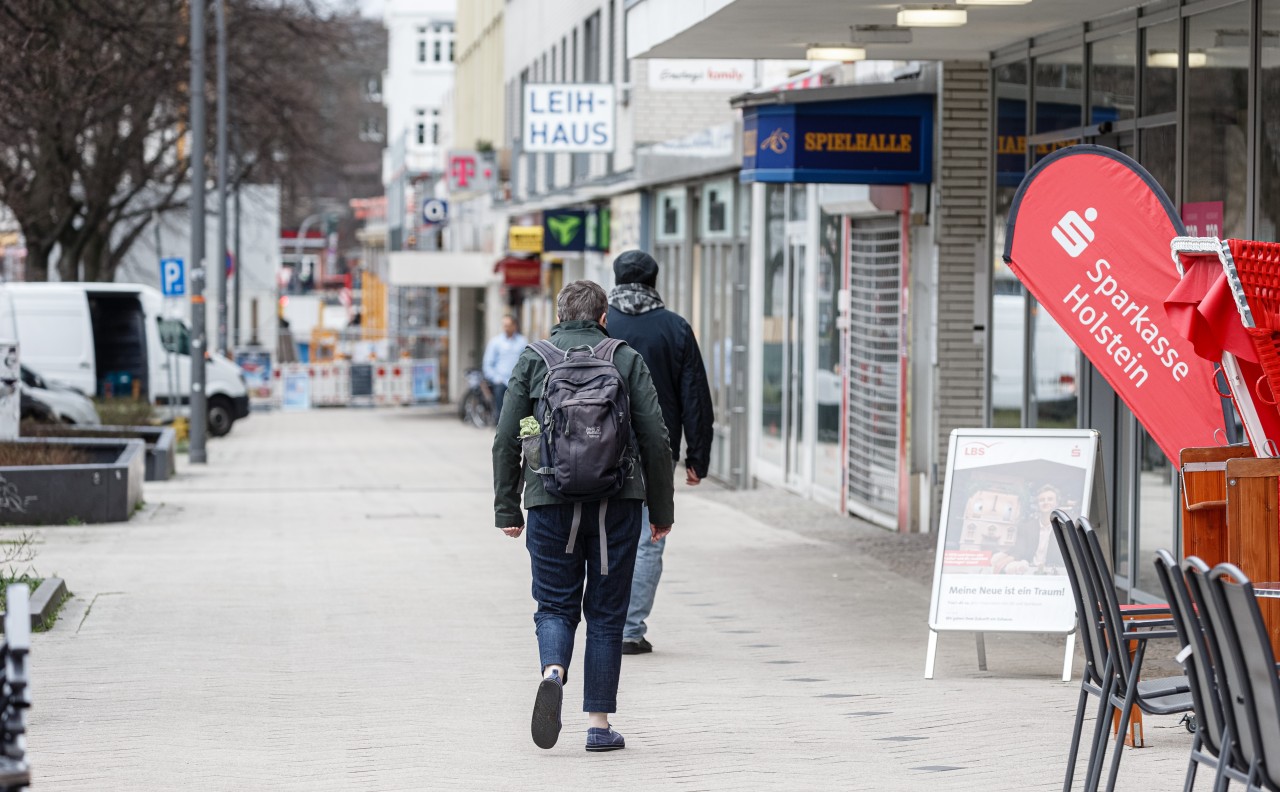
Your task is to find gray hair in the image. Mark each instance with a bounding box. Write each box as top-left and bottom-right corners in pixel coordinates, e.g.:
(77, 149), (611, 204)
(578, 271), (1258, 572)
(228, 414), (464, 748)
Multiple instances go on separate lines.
(556, 280), (608, 323)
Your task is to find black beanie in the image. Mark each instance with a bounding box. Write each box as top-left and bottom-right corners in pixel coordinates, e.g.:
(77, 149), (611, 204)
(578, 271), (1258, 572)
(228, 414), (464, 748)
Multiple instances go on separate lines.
(613, 250), (659, 287)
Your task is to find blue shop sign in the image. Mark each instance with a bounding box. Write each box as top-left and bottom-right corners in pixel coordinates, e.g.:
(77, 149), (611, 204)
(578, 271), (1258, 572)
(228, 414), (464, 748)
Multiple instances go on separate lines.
(543, 210), (587, 252)
(741, 95), (934, 184)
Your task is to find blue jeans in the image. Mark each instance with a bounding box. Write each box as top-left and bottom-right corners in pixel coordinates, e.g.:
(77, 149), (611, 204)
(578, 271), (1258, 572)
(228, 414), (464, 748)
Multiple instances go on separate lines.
(490, 382), (507, 421)
(526, 499), (642, 713)
(624, 462), (675, 642)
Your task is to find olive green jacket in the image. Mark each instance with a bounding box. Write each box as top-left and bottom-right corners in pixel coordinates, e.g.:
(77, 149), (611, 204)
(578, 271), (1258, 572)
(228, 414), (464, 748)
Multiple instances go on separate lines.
(491, 320), (675, 528)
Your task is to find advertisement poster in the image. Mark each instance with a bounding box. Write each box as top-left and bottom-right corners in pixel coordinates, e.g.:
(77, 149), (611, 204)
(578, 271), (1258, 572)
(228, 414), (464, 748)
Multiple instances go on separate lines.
(412, 360), (440, 403)
(281, 369), (311, 412)
(234, 350), (272, 401)
(928, 429), (1100, 634)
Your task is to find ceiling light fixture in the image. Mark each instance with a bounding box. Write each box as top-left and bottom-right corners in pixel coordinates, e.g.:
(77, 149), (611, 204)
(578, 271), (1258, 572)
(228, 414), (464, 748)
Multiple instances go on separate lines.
(1146, 50), (1208, 68)
(955, 0), (1032, 5)
(897, 5), (968, 27)
(806, 44), (868, 61)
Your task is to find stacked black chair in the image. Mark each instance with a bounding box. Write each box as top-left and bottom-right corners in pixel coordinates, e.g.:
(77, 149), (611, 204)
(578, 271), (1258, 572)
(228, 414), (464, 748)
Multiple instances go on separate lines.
(0, 585), (31, 792)
(1050, 512), (1189, 791)
(1153, 551), (1248, 791)
(1077, 517), (1192, 792)
(1196, 561), (1280, 791)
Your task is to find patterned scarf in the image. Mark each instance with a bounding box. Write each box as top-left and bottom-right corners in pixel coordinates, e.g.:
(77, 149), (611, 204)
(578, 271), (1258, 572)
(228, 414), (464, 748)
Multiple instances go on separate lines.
(608, 283), (665, 316)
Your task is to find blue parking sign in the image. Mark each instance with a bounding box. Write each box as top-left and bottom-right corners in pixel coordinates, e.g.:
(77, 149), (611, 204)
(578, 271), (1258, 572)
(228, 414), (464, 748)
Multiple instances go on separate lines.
(161, 258), (185, 296)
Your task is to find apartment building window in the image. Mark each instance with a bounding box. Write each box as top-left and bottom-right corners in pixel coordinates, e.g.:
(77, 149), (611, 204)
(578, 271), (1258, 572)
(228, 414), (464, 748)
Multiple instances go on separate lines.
(360, 116), (384, 143)
(418, 23), (454, 65)
(431, 109), (440, 146)
(607, 1), (615, 82)
(584, 12), (600, 82)
(364, 76), (382, 102)
(416, 108), (427, 145)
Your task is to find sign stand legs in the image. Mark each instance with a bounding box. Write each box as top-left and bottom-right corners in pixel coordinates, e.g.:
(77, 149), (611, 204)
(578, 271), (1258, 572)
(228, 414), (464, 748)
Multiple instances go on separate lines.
(924, 630), (938, 679)
(975, 632), (987, 671)
(1062, 632), (1076, 682)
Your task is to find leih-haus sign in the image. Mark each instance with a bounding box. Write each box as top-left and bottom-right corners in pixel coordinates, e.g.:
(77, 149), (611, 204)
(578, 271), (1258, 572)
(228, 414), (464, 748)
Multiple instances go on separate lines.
(523, 84), (615, 153)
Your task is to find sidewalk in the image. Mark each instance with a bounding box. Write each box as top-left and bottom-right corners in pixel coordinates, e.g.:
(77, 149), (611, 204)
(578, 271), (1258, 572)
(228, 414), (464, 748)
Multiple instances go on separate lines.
(23, 410), (1193, 790)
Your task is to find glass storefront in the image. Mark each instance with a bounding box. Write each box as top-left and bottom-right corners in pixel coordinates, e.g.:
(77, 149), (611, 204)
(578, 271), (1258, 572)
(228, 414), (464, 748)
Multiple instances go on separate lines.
(989, 0), (1273, 598)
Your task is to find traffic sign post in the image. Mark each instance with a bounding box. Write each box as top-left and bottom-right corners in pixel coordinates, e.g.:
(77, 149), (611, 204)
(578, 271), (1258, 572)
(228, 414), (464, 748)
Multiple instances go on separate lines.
(161, 258), (186, 297)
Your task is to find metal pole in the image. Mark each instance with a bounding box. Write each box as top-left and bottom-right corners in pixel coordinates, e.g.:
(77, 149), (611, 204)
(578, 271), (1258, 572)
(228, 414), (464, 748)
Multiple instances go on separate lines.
(215, 0), (229, 355)
(233, 130), (242, 349)
(189, 0), (209, 464)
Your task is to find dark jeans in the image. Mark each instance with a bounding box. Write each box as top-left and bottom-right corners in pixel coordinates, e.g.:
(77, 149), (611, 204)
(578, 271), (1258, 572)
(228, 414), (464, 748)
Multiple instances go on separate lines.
(525, 499), (643, 713)
(490, 382), (507, 421)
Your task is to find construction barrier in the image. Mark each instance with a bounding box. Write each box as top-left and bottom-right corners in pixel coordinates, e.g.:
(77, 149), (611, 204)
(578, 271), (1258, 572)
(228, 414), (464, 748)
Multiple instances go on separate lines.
(268, 358), (438, 409)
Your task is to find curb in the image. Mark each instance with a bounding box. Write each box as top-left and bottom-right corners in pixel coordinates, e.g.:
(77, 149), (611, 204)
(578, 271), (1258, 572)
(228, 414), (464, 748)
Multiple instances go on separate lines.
(0, 578), (69, 632)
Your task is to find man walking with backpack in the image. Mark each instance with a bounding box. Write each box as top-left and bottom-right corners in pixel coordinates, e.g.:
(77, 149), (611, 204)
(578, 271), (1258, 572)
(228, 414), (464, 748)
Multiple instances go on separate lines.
(492, 280), (674, 753)
(607, 250), (714, 656)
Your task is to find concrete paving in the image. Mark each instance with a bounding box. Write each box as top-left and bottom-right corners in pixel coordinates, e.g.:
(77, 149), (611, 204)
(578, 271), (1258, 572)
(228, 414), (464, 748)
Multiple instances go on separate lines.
(18, 409), (1197, 790)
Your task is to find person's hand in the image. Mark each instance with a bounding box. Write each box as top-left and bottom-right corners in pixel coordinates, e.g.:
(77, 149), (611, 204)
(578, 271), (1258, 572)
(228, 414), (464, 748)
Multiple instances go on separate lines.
(501, 525), (525, 538)
(685, 468), (701, 486)
(650, 524), (672, 542)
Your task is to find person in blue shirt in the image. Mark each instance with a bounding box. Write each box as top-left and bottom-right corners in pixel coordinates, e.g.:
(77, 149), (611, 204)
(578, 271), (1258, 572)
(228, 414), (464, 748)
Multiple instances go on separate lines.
(483, 314), (526, 419)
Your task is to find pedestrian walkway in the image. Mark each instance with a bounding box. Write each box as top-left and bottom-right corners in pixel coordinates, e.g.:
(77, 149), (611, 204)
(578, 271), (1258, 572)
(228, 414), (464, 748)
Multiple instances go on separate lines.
(24, 410), (1192, 790)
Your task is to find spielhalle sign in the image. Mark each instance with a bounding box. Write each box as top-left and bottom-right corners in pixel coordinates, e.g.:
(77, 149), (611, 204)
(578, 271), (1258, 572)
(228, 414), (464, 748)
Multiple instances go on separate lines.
(1003, 146), (1224, 461)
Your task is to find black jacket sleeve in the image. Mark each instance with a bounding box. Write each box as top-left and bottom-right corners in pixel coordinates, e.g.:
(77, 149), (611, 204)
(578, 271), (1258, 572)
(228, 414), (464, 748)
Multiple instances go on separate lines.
(679, 324), (715, 479)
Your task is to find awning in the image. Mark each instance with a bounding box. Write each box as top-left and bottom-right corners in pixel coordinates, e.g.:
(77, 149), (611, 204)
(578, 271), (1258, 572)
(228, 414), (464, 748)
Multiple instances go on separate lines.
(495, 255), (541, 288)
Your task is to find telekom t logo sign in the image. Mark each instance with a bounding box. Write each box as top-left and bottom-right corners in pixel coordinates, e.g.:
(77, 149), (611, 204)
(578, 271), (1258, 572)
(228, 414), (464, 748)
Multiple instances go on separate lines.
(1052, 207), (1098, 258)
(450, 155), (477, 189)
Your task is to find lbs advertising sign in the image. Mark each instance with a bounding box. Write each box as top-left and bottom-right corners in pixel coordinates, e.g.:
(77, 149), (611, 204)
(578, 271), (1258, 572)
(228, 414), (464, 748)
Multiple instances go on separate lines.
(925, 429), (1106, 680)
(523, 84), (615, 153)
(1003, 146), (1224, 461)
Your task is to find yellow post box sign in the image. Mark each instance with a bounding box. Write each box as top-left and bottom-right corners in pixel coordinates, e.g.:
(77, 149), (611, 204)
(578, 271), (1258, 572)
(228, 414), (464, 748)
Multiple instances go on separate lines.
(509, 226), (544, 253)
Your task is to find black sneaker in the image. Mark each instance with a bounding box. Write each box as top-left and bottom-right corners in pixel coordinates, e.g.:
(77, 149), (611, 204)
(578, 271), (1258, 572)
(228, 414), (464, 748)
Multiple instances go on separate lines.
(586, 725), (626, 752)
(531, 670), (563, 749)
(621, 638), (653, 655)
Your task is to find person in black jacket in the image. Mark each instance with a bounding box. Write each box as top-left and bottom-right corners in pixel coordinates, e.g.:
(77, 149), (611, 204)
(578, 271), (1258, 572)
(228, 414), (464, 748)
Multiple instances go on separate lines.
(606, 250), (714, 655)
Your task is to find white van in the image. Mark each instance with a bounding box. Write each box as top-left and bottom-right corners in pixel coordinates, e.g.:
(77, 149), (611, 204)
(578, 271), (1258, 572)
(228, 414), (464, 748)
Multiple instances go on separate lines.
(0, 283), (249, 436)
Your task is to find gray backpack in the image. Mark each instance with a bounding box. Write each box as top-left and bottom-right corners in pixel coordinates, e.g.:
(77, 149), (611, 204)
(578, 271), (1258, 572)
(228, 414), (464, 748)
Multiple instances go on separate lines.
(529, 338), (634, 503)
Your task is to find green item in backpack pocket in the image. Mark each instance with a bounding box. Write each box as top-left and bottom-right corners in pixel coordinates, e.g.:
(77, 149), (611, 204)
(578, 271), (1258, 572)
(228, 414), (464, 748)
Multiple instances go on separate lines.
(519, 416), (540, 438)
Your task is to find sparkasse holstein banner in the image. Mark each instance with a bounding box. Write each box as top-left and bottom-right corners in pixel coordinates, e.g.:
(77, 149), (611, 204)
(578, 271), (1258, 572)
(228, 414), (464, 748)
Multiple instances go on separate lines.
(1003, 145), (1224, 461)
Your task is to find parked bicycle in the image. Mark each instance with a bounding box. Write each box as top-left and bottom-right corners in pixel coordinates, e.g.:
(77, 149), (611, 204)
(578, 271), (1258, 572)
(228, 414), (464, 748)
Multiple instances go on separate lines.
(460, 368), (495, 428)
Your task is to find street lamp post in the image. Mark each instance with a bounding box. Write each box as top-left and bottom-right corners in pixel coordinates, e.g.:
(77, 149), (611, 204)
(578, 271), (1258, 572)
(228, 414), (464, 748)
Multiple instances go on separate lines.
(188, 0), (209, 464)
(215, 0), (229, 355)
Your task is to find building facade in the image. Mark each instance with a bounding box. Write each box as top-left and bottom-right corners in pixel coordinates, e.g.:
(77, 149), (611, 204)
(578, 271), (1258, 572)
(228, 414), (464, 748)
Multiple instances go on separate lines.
(624, 0), (1280, 604)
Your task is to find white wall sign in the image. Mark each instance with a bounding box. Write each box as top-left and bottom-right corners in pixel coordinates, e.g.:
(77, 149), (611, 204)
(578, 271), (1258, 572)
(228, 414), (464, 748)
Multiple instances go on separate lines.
(924, 428), (1105, 680)
(523, 84), (615, 153)
(647, 59), (754, 92)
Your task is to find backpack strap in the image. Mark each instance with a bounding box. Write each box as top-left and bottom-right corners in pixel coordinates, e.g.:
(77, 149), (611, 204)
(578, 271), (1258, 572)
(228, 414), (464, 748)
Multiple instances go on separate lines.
(528, 339), (563, 368)
(592, 337), (625, 363)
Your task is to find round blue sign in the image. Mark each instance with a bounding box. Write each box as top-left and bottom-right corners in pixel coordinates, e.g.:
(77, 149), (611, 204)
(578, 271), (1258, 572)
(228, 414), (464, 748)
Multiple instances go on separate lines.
(422, 198), (449, 226)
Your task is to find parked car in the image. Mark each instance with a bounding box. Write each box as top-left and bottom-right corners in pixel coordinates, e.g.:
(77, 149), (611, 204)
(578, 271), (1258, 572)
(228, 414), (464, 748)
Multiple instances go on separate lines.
(0, 283), (249, 436)
(20, 366), (99, 425)
(991, 279), (1079, 419)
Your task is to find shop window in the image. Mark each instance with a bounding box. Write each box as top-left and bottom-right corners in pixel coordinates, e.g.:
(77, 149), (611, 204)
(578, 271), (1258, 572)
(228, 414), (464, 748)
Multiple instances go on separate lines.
(700, 180), (734, 239)
(1184, 2), (1249, 240)
(760, 184), (787, 469)
(1142, 20), (1178, 116)
(1033, 46), (1083, 155)
(992, 61), (1028, 428)
(656, 188), (686, 241)
(1257, 0), (1280, 241)
(1140, 125), (1176, 200)
(1090, 31), (1135, 122)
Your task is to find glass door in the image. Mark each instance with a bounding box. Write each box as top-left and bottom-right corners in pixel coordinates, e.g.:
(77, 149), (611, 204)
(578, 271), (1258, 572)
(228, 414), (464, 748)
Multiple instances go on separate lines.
(784, 224), (807, 489)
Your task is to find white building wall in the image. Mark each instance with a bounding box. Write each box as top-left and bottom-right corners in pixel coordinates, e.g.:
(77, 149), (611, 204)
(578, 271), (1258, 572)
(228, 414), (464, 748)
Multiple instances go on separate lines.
(114, 184), (281, 352)
(383, 0), (457, 182)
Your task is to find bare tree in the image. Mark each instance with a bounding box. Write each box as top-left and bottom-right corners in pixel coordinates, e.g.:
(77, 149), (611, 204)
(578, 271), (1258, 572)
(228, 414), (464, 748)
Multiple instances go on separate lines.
(0, 0), (356, 282)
